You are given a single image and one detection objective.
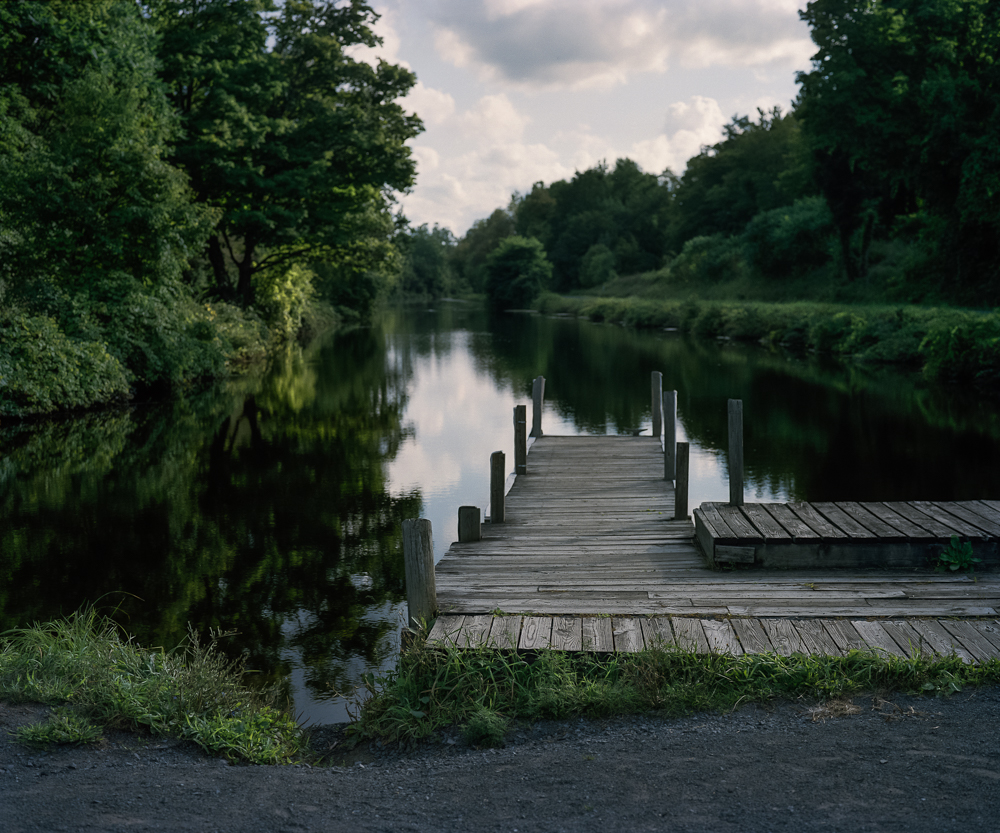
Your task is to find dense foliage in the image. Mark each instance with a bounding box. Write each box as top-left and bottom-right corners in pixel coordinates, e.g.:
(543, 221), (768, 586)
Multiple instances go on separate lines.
(0, 0), (419, 416)
(440, 0), (999, 313)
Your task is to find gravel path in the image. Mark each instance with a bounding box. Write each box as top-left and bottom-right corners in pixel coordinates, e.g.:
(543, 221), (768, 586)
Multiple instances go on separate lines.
(3, 688), (1000, 832)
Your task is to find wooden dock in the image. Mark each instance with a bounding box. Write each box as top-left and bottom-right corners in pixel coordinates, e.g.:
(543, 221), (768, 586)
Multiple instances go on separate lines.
(695, 500), (1000, 569)
(417, 379), (1000, 661)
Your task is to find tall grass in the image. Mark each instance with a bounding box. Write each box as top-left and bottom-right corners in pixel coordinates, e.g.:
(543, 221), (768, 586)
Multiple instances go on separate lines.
(353, 634), (1000, 748)
(534, 293), (1000, 384)
(0, 609), (304, 763)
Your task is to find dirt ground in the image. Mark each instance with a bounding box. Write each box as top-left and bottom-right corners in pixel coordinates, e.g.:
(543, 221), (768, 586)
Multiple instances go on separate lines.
(2, 687), (999, 833)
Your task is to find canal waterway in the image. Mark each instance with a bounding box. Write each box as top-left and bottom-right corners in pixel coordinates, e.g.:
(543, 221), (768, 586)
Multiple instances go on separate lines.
(2, 302), (1000, 723)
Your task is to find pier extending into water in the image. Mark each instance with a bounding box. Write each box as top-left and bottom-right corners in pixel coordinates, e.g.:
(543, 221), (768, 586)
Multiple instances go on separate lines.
(405, 374), (1000, 661)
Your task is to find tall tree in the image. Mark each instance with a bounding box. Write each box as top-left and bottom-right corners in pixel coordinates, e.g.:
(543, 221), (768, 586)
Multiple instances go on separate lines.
(151, 0), (422, 307)
(796, 0), (1000, 287)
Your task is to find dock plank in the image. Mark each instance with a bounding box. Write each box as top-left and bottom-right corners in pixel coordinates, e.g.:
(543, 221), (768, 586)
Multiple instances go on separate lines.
(550, 616), (583, 651)
(640, 618), (675, 650)
(731, 618), (773, 654)
(582, 617), (614, 652)
(486, 616), (522, 650)
(760, 619), (807, 655)
(518, 617), (553, 650)
(907, 620), (975, 663)
(612, 618), (644, 652)
(701, 619), (743, 655)
(671, 618), (710, 653)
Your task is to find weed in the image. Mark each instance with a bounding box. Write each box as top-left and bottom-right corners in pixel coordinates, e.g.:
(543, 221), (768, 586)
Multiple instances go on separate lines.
(462, 707), (509, 748)
(16, 708), (103, 747)
(935, 536), (981, 572)
(0, 608), (304, 764)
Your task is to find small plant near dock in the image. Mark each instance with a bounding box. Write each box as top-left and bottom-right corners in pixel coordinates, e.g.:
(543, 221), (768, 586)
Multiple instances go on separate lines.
(0, 609), (305, 764)
(935, 536), (981, 572)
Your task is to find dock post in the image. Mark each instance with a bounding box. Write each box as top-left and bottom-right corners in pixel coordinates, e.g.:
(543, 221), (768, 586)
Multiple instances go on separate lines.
(490, 450), (506, 523)
(663, 389), (677, 481)
(514, 405), (527, 475)
(651, 371), (663, 437)
(674, 442), (690, 519)
(458, 506), (481, 542)
(531, 376), (545, 437)
(402, 518), (436, 629)
(728, 399), (744, 506)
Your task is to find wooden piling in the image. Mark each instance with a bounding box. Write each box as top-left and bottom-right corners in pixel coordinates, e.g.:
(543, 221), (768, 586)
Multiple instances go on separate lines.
(531, 377), (545, 437)
(663, 389), (677, 481)
(651, 371), (663, 438)
(458, 506), (481, 542)
(674, 442), (690, 519)
(402, 518), (435, 628)
(514, 405), (527, 475)
(728, 399), (744, 507)
(490, 450), (506, 523)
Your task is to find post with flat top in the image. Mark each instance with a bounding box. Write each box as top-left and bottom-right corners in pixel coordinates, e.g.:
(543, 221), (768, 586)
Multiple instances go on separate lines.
(490, 450), (506, 523)
(674, 442), (690, 519)
(402, 519), (436, 629)
(458, 506), (481, 543)
(514, 405), (527, 475)
(531, 376), (545, 437)
(728, 399), (744, 507)
(651, 371), (663, 438)
(663, 389), (677, 481)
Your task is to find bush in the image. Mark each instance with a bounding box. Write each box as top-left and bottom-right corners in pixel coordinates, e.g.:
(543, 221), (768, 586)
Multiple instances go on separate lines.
(484, 236), (553, 310)
(669, 234), (749, 284)
(744, 196), (834, 278)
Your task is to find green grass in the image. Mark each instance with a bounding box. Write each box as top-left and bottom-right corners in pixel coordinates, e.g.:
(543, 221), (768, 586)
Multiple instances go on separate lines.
(0, 609), (305, 764)
(352, 632), (1000, 747)
(534, 292), (1000, 384)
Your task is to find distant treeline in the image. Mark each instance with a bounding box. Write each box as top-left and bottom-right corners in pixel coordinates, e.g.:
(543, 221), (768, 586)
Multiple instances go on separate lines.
(0, 0), (419, 416)
(401, 0), (999, 312)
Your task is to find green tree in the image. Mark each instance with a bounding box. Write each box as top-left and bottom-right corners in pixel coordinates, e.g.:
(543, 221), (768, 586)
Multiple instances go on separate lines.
(450, 208), (516, 293)
(484, 236), (552, 310)
(398, 224), (456, 297)
(151, 0), (422, 308)
(668, 108), (811, 252)
(796, 0), (1000, 289)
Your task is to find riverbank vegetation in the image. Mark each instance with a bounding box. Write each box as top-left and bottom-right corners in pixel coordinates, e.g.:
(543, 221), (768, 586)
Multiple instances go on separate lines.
(0, 0), (420, 417)
(353, 631), (1000, 748)
(403, 1), (1000, 383)
(0, 609), (305, 763)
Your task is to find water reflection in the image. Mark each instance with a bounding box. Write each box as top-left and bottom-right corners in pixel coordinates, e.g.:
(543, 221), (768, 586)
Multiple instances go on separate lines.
(2, 303), (1000, 724)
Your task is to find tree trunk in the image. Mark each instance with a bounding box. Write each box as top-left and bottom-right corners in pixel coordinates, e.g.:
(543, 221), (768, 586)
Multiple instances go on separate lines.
(207, 235), (231, 299)
(236, 241), (256, 309)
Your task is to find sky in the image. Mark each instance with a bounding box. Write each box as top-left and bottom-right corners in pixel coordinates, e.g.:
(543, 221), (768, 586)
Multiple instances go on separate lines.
(353, 0), (817, 238)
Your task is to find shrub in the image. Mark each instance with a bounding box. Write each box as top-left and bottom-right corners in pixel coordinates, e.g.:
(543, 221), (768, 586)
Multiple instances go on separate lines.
(744, 197), (834, 278)
(669, 235), (749, 285)
(485, 236), (553, 310)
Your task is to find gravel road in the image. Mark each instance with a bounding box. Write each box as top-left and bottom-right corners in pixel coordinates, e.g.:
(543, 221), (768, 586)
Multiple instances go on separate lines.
(3, 688), (999, 832)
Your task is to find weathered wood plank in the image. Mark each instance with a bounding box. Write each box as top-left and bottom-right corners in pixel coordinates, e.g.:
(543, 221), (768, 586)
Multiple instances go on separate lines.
(836, 502), (908, 539)
(731, 618), (773, 654)
(883, 502), (961, 538)
(791, 619), (842, 656)
(741, 504), (792, 540)
(701, 619), (743, 655)
(787, 503), (849, 539)
(713, 503), (763, 541)
(581, 617), (614, 652)
(939, 620), (1000, 662)
(612, 617), (644, 652)
(968, 620), (1000, 653)
(880, 620), (927, 657)
(941, 502), (1000, 537)
(486, 616), (522, 649)
(821, 620), (869, 653)
(759, 619), (807, 655)
(550, 616), (583, 651)
(909, 501), (988, 539)
(908, 620), (975, 663)
(518, 616), (553, 650)
(851, 620), (907, 657)
(456, 614), (494, 648)
(640, 617), (675, 650)
(427, 615), (464, 647)
(671, 618), (710, 652)
(865, 503), (935, 538)
(761, 503), (822, 540)
(812, 503), (876, 538)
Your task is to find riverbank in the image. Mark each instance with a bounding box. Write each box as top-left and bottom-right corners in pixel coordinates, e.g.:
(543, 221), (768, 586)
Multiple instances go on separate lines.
(534, 292), (1000, 385)
(3, 689), (1000, 832)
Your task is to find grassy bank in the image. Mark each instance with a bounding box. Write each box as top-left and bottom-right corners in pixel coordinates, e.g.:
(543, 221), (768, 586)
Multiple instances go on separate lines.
(353, 632), (1000, 748)
(0, 610), (304, 764)
(535, 292), (1000, 385)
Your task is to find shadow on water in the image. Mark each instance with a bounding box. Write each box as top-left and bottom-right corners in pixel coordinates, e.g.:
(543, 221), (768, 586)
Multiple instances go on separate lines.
(3, 303), (1000, 722)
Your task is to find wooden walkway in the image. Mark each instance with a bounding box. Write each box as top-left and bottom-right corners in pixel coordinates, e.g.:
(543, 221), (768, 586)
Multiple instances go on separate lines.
(430, 435), (1000, 659)
(695, 500), (1000, 569)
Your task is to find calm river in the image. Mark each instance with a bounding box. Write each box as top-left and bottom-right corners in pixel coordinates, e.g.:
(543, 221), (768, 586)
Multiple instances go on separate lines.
(2, 302), (1000, 723)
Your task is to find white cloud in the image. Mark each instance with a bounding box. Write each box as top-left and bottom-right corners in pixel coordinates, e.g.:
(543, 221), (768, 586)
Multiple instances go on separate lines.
(457, 94), (530, 140)
(630, 96), (726, 174)
(347, 6), (408, 68)
(404, 82), (456, 125)
(427, 0), (811, 89)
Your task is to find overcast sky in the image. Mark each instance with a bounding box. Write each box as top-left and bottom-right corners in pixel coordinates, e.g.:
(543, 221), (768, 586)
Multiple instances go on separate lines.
(354, 0), (816, 237)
